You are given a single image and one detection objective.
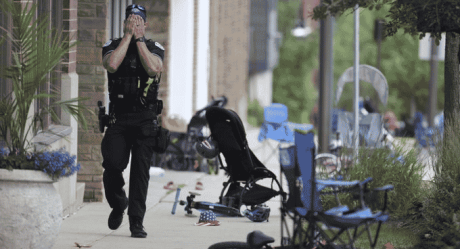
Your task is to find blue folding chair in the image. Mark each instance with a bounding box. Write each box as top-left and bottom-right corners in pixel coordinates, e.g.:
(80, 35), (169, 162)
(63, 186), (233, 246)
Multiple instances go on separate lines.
(258, 103), (292, 142)
(279, 131), (394, 248)
(256, 103), (292, 164)
(257, 103), (313, 164)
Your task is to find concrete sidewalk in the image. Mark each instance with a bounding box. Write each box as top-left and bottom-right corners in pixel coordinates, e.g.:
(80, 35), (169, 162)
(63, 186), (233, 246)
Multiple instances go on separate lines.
(53, 126), (435, 249)
(53, 127), (285, 249)
(53, 170), (284, 249)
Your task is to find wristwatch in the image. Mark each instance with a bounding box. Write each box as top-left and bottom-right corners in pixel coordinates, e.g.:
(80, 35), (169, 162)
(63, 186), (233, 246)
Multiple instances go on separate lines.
(135, 37), (145, 43)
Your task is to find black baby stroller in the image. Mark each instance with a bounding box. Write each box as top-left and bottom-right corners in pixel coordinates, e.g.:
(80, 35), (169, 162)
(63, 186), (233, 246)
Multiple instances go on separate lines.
(151, 96), (227, 172)
(179, 107), (285, 217)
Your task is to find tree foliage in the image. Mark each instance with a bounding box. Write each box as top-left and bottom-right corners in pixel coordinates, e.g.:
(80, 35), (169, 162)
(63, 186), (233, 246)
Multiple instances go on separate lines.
(312, 0), (460, 125)
(332, 6), (444, 118)
(273, 0), (319, 124)
(313, 0), (460, 43)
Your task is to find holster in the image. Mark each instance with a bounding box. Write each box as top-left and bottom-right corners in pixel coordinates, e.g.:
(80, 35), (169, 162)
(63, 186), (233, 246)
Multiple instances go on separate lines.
(140, 119), (170, 154)
(98, 101), (110, 133)
(153, 126), (170, 154)
(147, 99), (163, 115)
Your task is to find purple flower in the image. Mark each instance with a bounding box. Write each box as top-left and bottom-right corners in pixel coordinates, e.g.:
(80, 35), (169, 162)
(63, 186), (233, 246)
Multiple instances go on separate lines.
(0, 147), (9, 157)
(34, 148), (80, 179)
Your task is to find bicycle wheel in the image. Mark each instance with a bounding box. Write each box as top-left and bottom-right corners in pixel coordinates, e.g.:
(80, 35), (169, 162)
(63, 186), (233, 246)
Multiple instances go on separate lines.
(315, 153), (341, 179)
(208, 241), (251, 249)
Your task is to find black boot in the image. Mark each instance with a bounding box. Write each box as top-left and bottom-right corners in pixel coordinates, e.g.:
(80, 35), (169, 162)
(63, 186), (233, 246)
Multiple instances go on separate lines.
(108, 197), (128, 230)
(129, 216), (147, 238)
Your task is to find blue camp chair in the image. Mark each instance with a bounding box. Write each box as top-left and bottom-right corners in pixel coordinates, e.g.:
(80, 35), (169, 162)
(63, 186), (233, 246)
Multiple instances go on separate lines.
(258, 103), (292, 142)
(257, 103), (292, 164)
(257, 103), (313, 163)
(279, 131), (394, 248)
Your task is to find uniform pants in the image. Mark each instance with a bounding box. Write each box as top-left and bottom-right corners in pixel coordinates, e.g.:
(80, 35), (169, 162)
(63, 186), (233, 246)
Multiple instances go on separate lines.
(101, 111), (156, 221)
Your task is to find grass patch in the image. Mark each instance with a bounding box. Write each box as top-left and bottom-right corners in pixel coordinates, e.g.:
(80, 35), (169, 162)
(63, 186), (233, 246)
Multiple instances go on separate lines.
(350, 222), (419, 248)
(316, 221), (419, 248)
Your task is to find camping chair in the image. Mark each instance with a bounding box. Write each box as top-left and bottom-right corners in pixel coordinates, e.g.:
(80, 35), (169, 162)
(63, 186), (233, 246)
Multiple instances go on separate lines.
(279, 131), (394, 248)
(180, 107), (285, 216)
(257, 103), (292, 164)
(333, 109), (388, 149)
(257, 103), (313, 164)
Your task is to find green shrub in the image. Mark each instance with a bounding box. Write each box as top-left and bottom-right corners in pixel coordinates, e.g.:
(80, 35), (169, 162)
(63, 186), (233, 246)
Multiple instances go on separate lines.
(413, 175), (460, 248)
(413, 114), (460, 248)
(247, 99), (264, 127)
(321, 143), (426, 220)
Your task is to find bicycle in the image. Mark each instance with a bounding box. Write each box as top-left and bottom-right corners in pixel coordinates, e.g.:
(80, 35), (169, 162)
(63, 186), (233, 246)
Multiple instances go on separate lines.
(314, 132), (353, 180)
(208, 230), (277, 249)
(151, 96), (227, 173)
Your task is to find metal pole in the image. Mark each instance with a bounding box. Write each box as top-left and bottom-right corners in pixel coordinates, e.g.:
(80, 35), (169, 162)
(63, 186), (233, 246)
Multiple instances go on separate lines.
(376, 39), (381, 70)
(353, 4), (360, 159)
(428, 37), (438, 127)
(318, 14), (335, 153)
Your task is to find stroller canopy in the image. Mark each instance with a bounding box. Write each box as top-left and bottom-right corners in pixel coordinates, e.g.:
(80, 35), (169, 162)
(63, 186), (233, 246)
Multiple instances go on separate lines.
(205, 107), (273, 182)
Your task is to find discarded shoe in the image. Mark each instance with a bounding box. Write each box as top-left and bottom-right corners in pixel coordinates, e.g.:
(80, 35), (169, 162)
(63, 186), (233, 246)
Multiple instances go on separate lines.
(130, 216), (148, 238)
(195, 181), (203, 190)
(163, 181), (177, 190)
(108, 197), (128, 230)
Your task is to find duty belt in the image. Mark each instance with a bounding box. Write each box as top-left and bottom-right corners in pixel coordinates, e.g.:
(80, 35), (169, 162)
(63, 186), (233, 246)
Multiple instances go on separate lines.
(110, 98), (163, 115)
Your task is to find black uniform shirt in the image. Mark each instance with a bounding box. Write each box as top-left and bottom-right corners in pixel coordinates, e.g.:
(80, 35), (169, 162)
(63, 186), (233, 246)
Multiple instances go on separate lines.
(102, 38), (165, 111)
(102, 38), (165, 80)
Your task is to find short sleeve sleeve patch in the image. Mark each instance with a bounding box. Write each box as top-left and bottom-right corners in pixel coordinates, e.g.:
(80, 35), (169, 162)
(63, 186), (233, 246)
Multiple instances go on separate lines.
(155, 42), (164, 50)
(147, 40), (165, 61)
(102, 39), (120, 58)
(103, 40), (112, 47)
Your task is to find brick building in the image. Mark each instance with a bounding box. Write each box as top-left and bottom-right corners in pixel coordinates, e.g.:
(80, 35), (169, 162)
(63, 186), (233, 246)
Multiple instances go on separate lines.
(1, 0), (263, 205)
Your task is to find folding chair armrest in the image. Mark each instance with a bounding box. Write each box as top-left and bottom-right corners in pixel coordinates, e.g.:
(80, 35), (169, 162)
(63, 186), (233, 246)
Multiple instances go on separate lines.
(358, 184), (394, 212)
(373, 184), (394, 212)
(373, 185), (394, 192)
(360, 177), (373, 186)
(316, 177), (373, 191)
(316, 179), (360, 188)
(348, 177), (373, 208)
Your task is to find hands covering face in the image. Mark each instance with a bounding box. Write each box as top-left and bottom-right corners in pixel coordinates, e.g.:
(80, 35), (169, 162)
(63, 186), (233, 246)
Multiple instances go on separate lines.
(123, 14), (145, 39)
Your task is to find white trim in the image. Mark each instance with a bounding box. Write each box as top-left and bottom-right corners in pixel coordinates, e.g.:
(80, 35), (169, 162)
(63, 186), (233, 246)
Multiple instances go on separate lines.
(168, 0), (194, 121)
(195, 0), (210, 110)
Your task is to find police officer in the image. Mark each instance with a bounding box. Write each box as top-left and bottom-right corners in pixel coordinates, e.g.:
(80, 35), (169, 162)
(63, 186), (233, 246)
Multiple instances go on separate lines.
(101, 4), (164, 238)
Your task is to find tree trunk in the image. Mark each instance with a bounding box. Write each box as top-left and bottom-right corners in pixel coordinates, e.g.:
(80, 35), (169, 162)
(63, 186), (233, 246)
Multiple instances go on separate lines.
(443, 32), (460, 124)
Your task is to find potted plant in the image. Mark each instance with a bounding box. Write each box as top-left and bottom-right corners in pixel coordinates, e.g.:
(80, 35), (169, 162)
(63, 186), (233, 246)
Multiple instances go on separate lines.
(0, 148), (82, 249)
(0, 1), (88, 248)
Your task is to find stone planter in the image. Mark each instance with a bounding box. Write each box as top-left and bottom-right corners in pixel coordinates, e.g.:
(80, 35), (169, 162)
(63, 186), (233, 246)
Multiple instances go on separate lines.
(0, 169), (62, 249)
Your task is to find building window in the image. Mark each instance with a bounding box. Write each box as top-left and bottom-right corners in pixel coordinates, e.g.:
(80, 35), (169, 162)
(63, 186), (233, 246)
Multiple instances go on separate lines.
(0, 3), (12, 99)
(36, 0), (63, 129)
(0, 0), (64, 133)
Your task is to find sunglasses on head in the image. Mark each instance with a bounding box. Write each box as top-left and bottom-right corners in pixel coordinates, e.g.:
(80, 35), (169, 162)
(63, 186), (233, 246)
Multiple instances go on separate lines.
(126, 4), (145, 12)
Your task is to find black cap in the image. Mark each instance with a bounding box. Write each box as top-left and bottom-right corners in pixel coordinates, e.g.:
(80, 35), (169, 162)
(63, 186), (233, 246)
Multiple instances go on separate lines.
(126, 4), (146, 21)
